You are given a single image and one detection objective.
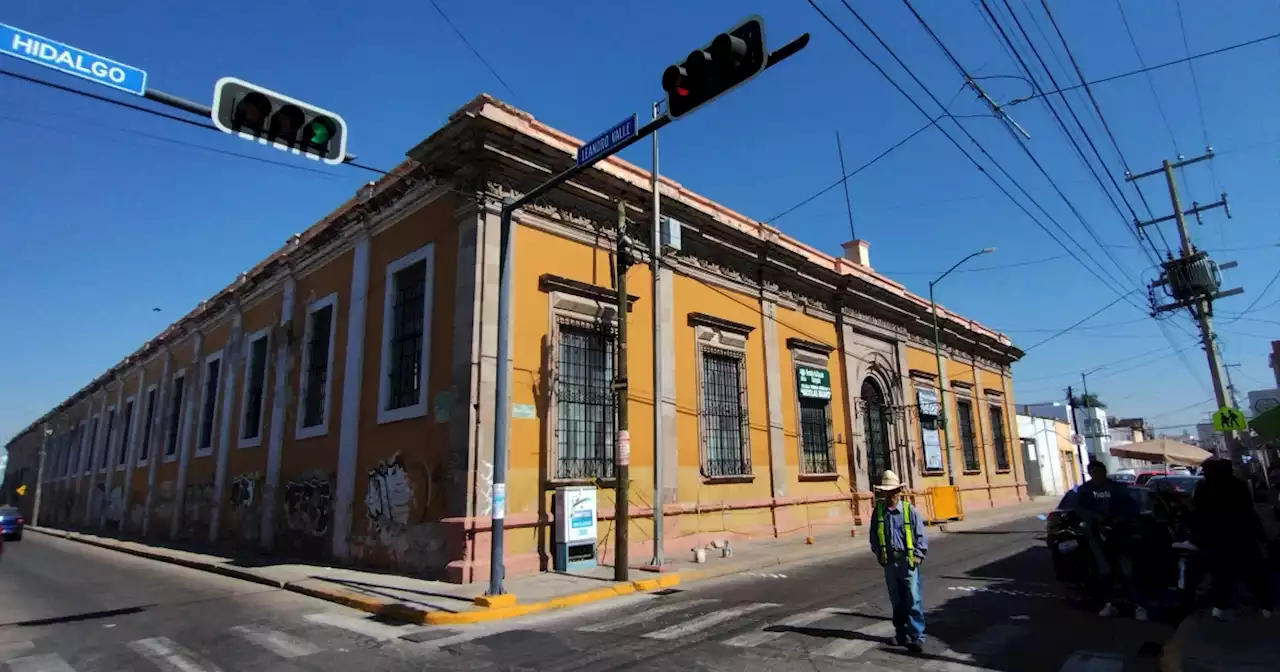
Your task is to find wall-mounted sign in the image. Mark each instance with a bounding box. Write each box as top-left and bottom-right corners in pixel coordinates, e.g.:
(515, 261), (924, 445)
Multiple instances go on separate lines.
(916, 389), (944, 472)
(797, 367), (832, 400)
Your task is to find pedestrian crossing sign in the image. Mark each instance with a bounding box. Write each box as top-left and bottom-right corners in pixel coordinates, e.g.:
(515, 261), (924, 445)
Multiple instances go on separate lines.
(1213, 406), (1247, 432)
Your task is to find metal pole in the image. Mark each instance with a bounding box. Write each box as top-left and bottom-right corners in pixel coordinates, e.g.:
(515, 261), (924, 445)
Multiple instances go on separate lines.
(614, 200), (632, 582)
(929, 283), (954, 486)
(33, 426), (50, 527)
(1080, 373), (1094, 466)
(487, 203), (516, 597)
(648, 100), (666, 570)
(1067, 386), (1084, 477)
(1161, 161), (1240, 468)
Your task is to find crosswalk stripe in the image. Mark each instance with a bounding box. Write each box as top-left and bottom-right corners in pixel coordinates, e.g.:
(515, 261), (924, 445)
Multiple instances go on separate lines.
(577, 599), (718, 633)
(722, 608), (837, 648)
(229, 625), (322, 659)
(811, 620), (895, 660)
(6, 653), (75, 672)
(1058, 650), (1126, 672)
(128, 637), (222, 672)
(0, 642), (36, 663)
(643, 602), (779, 641)
(302, 612), (419, 642)
(921, 624), (1030, 672)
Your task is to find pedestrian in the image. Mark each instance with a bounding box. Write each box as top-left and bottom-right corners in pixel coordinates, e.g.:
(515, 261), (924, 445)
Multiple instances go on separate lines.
(1073, 460), (1147, 620)
(1191, 457), (1274, 620)
(869, 470), (927, 653)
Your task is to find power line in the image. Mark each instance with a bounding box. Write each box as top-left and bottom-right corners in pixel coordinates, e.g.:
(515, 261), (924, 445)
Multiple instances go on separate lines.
(878, 253), (1069, 275)
(1021, 292), (1136, 351)
(808, 0), (1141, 314)
(426, 0), (517, 99)
(1224, 264), (1280, 323)
(1114, 0), (1180, 154)
(1015, 345), (1182, 383)
(1173, 0), (1222, 194)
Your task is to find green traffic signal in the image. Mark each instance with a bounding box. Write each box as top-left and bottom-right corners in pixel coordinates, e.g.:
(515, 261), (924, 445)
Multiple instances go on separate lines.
(307, 117), (337, 146)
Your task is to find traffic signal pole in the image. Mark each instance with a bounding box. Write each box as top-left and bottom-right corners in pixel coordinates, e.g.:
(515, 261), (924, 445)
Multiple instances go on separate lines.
(647, 100), (667, 571)
(486, 30), (809, 597)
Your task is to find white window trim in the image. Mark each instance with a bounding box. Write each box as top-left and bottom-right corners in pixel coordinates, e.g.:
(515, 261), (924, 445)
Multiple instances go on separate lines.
(137, 383), (159, 467)
(296, 292), (339, 440)
(84, 413), (101, 475)
(238, 326), (272, 449)
(195, 349), (224, 458)
(99, 405), (117, 474)
(164, 369), (186, 463)
(116, 394), (137, 472)
(376, 244), (434, 425)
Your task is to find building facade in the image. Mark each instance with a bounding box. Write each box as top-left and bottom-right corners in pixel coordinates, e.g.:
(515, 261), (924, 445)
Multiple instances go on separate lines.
(3, 95), (1025, 583)
(1016, 413), (1078, 497)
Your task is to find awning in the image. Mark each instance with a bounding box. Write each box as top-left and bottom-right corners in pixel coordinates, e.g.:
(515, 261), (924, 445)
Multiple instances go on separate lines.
(1250, 404), (1280, 441)
(1109, 438), (1213, 466)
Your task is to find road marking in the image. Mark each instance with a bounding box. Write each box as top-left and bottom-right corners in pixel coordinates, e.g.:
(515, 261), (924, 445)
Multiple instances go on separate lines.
(643, 602), (779, 641)
(302, 612), (420, 642)
(1058, 650), (1126, 672)
(947, 585), (1057, 599)
(229, 625), (321, 659)
(811, 620), (895, 660)
(0, 642), (36, 662)
(922, 624), (1030, 671)
(722, 608), (836, 647)
(576, 598), (718, 633)
(6, 653), (75, 672)
(129, 637), (223, 672)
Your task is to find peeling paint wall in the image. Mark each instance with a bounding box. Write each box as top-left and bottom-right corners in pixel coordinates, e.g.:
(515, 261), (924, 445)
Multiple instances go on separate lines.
(228, 471), (261, 543)
(350, 453), (447, 572)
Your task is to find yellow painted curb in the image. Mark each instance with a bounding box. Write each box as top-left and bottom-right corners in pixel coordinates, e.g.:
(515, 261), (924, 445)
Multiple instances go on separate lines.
(473, 593), (517, 608)
(288, 583), (388, 614)
(1159, 614), (1198, 672)
(424, 573), (683, 626)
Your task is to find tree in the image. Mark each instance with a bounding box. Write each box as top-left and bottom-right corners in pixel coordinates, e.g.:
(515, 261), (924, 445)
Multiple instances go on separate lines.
(1071, 393), (1107, 409)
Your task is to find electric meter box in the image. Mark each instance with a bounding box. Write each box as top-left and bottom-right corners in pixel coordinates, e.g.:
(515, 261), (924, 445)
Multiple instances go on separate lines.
(552, 485), (598, 572)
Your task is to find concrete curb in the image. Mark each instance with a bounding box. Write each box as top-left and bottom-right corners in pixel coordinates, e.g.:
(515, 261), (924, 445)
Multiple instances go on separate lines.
(1158, 613), (1198, 672)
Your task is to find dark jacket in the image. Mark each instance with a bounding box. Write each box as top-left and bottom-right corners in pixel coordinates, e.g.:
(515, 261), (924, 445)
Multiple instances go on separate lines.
(1192, 459), (1266, 552)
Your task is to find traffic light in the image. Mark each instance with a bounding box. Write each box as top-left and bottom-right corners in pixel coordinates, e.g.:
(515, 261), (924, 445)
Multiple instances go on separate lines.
(211, 77), (348, 165)
(662, 15), (767, 120)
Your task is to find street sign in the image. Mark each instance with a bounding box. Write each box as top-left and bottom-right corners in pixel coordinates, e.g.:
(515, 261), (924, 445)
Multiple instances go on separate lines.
(1070, 434), (1083, 446)
(1213, 406), (1247, 432)
(15, 484), (26, 496)
(576, 114), (637, 166)
(0, 23), (147, 96)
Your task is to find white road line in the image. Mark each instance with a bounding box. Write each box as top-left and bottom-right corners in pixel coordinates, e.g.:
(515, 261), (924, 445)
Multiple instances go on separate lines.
(643, 602), (779, 641)
(577, 599), (718, 633)
(302, 612), (420, 642)
(0, 642), (36, 663)
(722, 608), (839, 648)
(922, 624), (1030, 672)
(229, 625), (322, 659)
(6, 653), (75, 672)
(128, 637), (222, 672)
(1058, 650), (1126, 672)
(811, 620), (895, 660)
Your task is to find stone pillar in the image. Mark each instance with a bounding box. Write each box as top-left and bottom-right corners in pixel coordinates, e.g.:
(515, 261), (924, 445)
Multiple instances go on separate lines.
(332, 232), (371, 560)
(260, 274), (297, 551)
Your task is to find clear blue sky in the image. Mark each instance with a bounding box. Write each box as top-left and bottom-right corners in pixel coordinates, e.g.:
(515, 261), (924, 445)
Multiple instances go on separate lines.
(3, 0), (1279, 444)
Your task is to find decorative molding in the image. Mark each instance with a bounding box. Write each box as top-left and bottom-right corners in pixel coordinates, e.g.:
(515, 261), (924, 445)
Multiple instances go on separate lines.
(538, 274), (638, 311)
(984, 387), (1004, 397)
(785, 337), (835, 355)
(908, 369), (938, 381)
(688, 312), (755, 336)
(951, 380), (975, 389)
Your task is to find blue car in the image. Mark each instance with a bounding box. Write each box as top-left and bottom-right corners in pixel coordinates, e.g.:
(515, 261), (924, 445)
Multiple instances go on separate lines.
(0, 506), (23, 540)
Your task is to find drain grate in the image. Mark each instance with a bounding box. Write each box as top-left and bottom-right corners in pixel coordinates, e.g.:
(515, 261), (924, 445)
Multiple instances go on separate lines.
(652, 588), (684, 596)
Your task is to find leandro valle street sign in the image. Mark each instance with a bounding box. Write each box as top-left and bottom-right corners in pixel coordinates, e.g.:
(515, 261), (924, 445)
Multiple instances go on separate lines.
(576, 114), (637, 167)
(0, 23), (148, 96)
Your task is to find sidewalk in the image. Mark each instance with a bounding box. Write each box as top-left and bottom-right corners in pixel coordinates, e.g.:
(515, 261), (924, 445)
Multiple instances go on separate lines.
(27, 496), (1051, 626)
(1162, 611), (1279, 672)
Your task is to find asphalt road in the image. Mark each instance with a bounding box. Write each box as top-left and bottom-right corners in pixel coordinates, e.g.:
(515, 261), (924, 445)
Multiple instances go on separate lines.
(418, 516), (1176, 672)
(0, 533), (470, 671)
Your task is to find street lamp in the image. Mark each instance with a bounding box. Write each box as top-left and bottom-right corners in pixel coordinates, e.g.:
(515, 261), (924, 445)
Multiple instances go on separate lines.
(930, 247), (995, 485)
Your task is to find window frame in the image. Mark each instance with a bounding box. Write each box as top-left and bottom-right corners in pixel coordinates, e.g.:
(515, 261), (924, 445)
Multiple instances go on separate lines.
(137, 383), (159, 467)
(195, 349), (224, 458)
(116, 394), (137, 471)
(296, 292), (340, 440)
(551, 316), (618, 482)
(691, 315), (754, 481)
(164, 369), (186, 462)
(789, 343), (836, 478)
(954, 395), (981, 473)
(988, 402), (1011, 472)
(238, 326), (272, 449)
(99, 405), (117, 474)
(376, 244), (435, 425)
(84, 413), (100, 475)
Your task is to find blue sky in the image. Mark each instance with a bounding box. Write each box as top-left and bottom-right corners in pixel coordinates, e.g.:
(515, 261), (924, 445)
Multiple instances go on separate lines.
(2, 0), (1279, 445)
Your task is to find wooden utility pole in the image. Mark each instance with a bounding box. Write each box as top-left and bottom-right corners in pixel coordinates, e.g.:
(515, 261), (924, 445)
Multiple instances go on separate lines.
(614, 199), (631, 582)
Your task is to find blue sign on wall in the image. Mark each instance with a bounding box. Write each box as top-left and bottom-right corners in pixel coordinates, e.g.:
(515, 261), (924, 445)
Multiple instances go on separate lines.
(1, 23), (148, 96)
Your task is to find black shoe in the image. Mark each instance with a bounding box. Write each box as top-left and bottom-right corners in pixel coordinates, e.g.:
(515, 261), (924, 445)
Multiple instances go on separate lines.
(906, 640), (924, 654)
(894, 635), (908, 647)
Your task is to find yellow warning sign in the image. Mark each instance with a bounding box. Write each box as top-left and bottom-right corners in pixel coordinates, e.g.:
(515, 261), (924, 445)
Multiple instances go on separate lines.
(1213, 406), (1247, 432)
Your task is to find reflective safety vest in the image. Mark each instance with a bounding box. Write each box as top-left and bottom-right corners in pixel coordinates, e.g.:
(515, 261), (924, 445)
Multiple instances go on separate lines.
(875, 500), (915, 568)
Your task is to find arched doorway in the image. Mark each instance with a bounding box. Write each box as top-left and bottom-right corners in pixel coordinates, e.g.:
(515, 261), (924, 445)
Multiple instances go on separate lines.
(862, 378), (893, 487)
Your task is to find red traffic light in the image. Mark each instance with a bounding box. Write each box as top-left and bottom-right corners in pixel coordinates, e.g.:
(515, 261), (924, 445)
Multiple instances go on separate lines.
(660, 15), (767, 120)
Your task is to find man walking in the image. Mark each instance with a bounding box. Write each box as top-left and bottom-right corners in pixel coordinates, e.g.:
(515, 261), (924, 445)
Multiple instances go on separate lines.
(1074, 460), (1146, 620)
(1192, 457), (1273, 620)
(869, 470), (927, 653)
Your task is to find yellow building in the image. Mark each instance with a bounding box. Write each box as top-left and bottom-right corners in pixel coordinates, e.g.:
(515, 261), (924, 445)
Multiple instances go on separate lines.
(3, 95), (1024, 583)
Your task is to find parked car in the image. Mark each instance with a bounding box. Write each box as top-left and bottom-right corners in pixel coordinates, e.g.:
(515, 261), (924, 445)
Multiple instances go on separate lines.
(0, 506), (24, 541)
(1109, 473), (1137, 485)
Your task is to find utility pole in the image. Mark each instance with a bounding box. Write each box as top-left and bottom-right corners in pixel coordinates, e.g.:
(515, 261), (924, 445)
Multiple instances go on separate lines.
(1224, 362), (1242, 410)
(32, 426), (51, 526)
(614, 199), (632, 582)
(1067, 386), (1085, 476)
(647, 100), (666, 571)
(1128, 153), (1245, 469)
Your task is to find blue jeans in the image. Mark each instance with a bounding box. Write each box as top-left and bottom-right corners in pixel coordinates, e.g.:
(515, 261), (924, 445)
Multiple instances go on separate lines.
(884, 557), (925, 643)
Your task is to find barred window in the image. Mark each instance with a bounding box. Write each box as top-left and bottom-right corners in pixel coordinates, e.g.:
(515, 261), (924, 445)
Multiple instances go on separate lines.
(989, 405), (1009, 471)
(165, 375), (185, 457)
(139, 387), (158, 462)
(302, 304), (334, 429)
(241, 333), (270, 441)
(956, 398), (979, 472)
(554, 320), (615, 480)
(700, 348), (750, 477)
(862, 379), (892, 486)
(799, 400), (834, 474)
(64, 427), (79, 477)
(198, 357), (222, 450)
(86, 416), (99, 473)
(118, 399), (135, 466)
(387, 259), (427, 411)
(101, 410), (115, 470)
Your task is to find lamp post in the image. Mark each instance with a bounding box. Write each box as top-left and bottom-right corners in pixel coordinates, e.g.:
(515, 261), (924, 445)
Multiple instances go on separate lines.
(930, 248), (995, 485)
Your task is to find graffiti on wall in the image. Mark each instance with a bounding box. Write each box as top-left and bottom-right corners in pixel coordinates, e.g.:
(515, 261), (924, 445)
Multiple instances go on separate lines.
(477, 459), (494, 516)
(104, 485), (123, 523)
(283, 473), (331, 537)
(365, 455), (413, 531)
(229, 472), (261, 542)
(183, 481), (215, 536)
